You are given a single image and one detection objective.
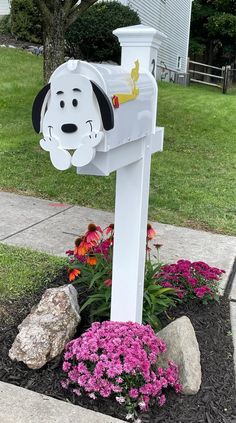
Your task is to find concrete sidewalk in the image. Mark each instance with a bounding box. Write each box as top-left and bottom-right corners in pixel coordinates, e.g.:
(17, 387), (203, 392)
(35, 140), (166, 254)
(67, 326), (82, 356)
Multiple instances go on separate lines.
(0, 190), (236, 422)
(0, 382), (123, 423)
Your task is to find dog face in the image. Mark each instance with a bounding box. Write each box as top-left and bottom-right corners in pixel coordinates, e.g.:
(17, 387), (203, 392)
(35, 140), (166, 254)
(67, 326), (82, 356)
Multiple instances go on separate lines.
(32, 70), (114, 170)
(43, 74), (102, 149)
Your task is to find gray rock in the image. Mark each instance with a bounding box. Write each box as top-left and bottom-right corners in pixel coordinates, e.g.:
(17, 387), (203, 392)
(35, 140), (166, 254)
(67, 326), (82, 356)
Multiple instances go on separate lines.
(157, 316), (201, 395)
(8, 45), (16, 48)
(9, 285), (80, 369)
(26, 45), (43, 55)
(26, 46), (38, 54)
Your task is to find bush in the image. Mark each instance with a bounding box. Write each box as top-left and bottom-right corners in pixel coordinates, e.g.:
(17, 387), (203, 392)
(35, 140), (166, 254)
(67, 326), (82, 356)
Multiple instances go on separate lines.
(10, 0), (42, 43)
(61, 321), (181, 419)
(65, 1), (141, 63)
(0, 15), (11, 35)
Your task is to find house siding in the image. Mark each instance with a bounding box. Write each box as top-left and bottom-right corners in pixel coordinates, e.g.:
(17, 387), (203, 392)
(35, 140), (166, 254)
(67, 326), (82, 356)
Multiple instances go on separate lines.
(0, 0), (10, 16)
(127, 0), (193, 74)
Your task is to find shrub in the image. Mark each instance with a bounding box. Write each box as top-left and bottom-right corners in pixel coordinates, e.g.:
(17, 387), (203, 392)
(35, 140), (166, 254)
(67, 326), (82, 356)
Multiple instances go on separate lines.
(10, 0), (42, 43)
(66, 223), (176, 330)
(61, 321), (181, 420)
(155, 259), (225, 303)
(65, 1), (141, 63)
(0, 15), (11, 35)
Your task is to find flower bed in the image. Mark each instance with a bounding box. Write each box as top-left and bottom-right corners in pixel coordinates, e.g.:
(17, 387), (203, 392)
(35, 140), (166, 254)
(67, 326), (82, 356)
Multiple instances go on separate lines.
(0, 223), (234, 422)
(0, 277), (235, 422)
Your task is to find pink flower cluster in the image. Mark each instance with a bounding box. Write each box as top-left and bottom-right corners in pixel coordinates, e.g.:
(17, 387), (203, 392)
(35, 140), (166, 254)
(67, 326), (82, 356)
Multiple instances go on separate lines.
(156, 260), (225, 302)
(61, 321), (181, 415)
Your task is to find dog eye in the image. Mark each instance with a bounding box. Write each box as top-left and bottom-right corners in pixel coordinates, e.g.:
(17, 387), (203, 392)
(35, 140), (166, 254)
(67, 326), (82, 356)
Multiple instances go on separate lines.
(72, 99), (78, 107)
(60, 100), (65, 108)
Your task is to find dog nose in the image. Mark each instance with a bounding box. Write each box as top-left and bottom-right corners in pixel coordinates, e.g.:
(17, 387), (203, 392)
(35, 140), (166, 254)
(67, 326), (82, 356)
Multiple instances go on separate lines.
(61, 124), (78, 133)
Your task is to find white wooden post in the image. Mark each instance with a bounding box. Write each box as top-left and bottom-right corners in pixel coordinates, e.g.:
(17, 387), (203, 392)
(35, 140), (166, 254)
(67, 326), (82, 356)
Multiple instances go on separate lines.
(110, 25), (166, 322)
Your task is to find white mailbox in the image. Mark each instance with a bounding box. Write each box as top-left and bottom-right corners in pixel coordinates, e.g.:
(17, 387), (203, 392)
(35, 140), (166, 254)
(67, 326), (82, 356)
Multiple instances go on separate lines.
(32, 24), (166, 323)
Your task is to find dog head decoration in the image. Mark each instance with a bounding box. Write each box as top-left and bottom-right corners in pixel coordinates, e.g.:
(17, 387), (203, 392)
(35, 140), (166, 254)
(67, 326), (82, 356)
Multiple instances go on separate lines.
(32, 66), (114, 170)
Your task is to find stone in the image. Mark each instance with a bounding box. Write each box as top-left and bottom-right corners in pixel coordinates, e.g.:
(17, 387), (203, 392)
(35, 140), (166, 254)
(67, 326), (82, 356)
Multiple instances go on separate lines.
(9, 285), (80, 369)
(157, 316), (201, 395)
(26, 45), (43, 56)
(26, 46), (38, 54)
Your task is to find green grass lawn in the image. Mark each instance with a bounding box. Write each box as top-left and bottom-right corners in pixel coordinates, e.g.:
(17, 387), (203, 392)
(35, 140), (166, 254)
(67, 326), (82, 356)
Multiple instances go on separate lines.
(0, 48), (235, 235)
(0, 244), (65, 299)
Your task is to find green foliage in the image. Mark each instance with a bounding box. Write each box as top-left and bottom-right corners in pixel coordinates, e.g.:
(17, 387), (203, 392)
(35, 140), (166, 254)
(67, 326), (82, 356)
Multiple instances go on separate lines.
(75, 259), (176, 331)
(142, 261), (177, 330)
(65, 1), (140, 62)
(190, 0), (236, 65)
(67, 225), (176, 331)
(207, 13), (236, 38)
(189, 39), (206, 57)
(70, 253), (113, 322)
(0, 15), (11, 34)
(10, 0), (42, 43)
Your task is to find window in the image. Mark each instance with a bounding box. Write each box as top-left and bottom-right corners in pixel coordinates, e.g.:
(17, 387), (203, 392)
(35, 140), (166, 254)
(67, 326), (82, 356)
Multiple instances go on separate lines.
(176, 56), (182, 70)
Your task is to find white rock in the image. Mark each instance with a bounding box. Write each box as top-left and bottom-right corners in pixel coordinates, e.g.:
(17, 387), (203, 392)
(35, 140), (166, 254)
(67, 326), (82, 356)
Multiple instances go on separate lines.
(157, 316), (201, 395)
(9, 285), (80, 369)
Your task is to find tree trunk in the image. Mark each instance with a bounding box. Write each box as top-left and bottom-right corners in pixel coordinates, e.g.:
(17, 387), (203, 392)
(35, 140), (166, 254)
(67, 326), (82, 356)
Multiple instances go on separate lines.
(43, 6), (65, 83)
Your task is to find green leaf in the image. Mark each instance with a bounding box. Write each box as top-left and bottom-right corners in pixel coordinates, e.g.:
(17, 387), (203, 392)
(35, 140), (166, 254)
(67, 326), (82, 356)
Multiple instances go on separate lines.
(80, 293), (105, 312)
(104, 288), (111, 302)
(143, 292), (152, 307)
(91, 303), (110, 318)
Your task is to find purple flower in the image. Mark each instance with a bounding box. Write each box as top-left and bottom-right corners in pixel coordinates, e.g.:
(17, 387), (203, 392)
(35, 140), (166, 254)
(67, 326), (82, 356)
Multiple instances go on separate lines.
(129, 388), (139, 399)
(156, 259), (224, 303)
(194, 286), (212, 298)
(158, 394), (166, 406)
(61, 321), (181, 414)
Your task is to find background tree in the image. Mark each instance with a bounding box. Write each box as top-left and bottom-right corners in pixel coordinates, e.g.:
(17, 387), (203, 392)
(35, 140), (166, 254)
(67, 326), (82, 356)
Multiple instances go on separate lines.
(65, 2), (140, 63)
(189, 0), (236, 67)
(34, 0), (99, 82)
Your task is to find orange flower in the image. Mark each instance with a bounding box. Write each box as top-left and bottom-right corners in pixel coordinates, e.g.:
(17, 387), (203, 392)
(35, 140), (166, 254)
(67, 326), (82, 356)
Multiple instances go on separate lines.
(74, 241), (90, 256)
(147, 223), (156, 240)
(87, 256), (97, 266)
(69, 269), (81, 282)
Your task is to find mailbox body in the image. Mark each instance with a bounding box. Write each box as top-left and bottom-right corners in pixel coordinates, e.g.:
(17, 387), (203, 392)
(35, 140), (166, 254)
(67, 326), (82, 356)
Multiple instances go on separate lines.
(51, 60), (158, 153)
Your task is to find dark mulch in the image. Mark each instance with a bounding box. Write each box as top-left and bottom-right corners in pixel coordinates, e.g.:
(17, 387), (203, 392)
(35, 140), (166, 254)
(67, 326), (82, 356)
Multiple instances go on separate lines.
(0, 269), (235, 423)
(0, 33), (41, 49)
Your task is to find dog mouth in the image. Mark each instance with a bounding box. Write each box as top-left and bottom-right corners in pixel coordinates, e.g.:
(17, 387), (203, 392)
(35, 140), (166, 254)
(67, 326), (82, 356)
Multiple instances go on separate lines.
(48, 120), (93, 138)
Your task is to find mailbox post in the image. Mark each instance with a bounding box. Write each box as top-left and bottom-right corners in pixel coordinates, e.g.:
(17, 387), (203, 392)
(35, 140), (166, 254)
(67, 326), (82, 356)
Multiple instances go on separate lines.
(110, 26), (166, 322)
(32, 24), (166, 324)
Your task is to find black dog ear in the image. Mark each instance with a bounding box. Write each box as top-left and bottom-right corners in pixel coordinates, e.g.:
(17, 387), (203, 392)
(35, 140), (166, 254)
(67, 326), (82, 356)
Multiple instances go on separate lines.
(90, 80), (114, 131)
(32, 83), (51, 133)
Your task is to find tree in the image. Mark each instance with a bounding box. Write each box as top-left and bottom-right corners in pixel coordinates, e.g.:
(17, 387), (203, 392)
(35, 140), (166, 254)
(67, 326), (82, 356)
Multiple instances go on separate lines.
(189, 0), (236, 66)
(34, 0), (99, 82)
(65, 2), (140, 63)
